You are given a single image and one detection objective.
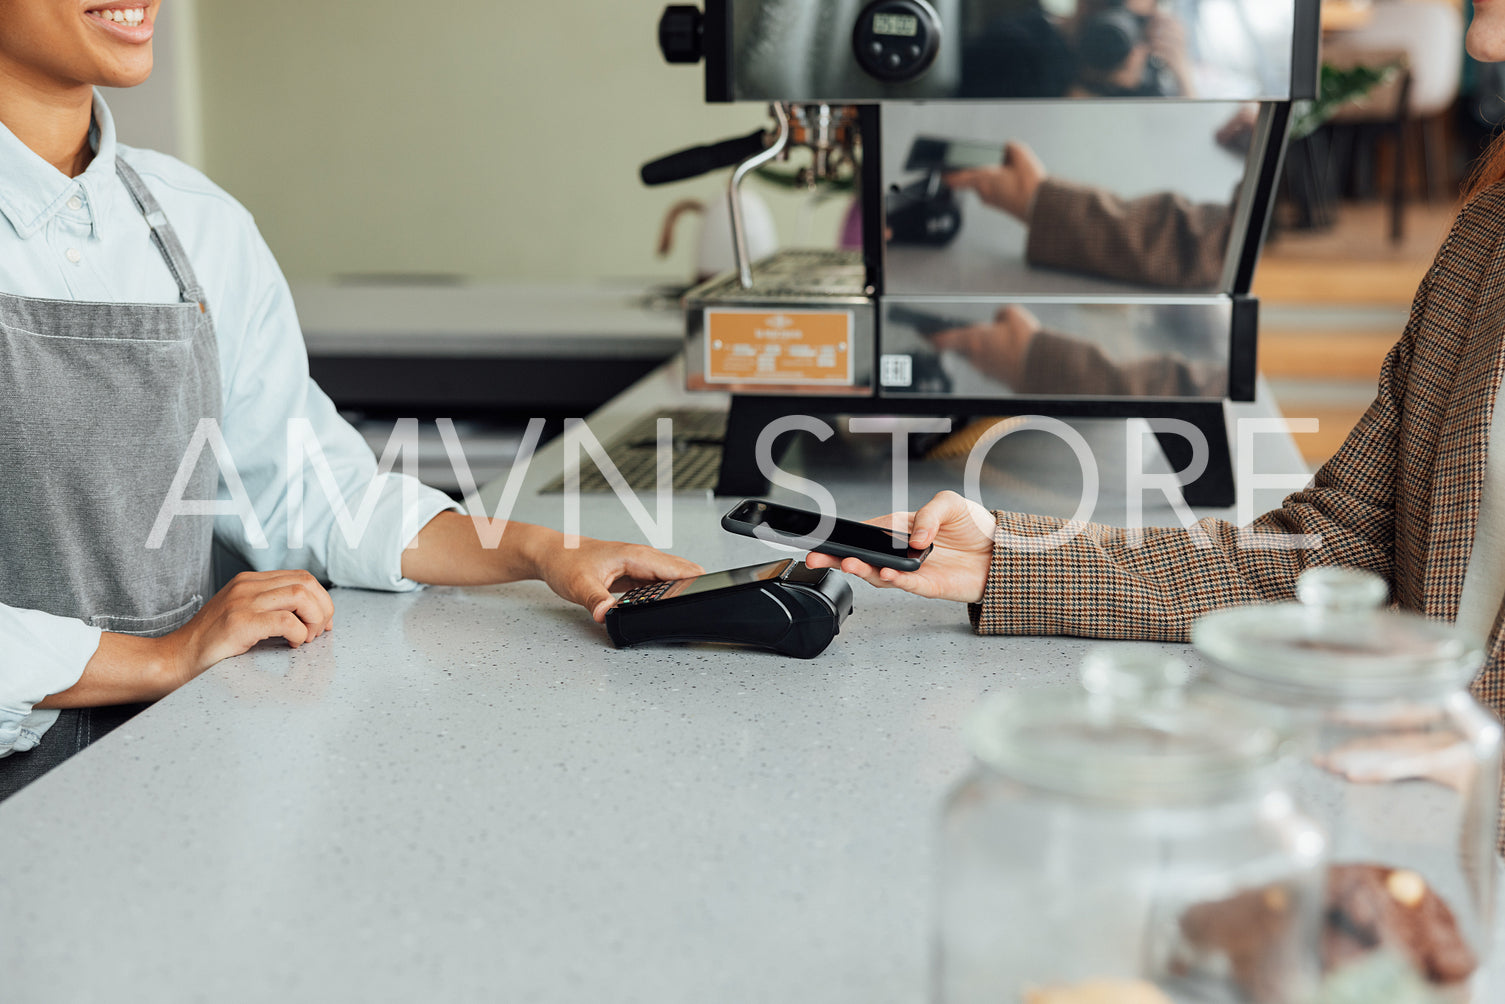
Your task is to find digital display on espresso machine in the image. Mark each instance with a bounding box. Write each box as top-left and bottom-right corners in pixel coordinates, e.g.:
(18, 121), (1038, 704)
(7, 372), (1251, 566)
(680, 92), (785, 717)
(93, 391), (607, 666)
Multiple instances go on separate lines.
(872, 13), (918, 37)
(853, 0), (940, 83)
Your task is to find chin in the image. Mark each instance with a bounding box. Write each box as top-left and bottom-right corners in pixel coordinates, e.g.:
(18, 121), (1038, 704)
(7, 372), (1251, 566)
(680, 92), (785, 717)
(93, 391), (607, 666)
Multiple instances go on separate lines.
(1466, 28), (1505, 63)
(95, 59), (154, 89)
(104, 69), (153, 88)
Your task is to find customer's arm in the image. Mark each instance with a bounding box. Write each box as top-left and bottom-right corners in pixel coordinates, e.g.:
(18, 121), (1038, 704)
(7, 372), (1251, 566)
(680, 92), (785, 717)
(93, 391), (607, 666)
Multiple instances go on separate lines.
(932, 306), (1227, 397)
(811, 263), (1431, 638)
(945, 141), (1233, 290)
(1018, 330), (1227, 398)
(964, 222), (1458, 638)
(1024, 179), (1233, 290)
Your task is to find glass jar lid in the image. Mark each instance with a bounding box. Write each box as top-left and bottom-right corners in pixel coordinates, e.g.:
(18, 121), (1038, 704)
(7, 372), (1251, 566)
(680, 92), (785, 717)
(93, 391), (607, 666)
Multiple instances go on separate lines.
(1192, 568), (1485, 703)
(965, 647), (1289, 804)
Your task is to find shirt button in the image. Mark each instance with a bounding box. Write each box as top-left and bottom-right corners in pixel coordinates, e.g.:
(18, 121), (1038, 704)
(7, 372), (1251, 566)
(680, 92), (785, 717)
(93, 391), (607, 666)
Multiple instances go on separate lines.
(65, 248), (82, 264)
(67, 196), (83, 211)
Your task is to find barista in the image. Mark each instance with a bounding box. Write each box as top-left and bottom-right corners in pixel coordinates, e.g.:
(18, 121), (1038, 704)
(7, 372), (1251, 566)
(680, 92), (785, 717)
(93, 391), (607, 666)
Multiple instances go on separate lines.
(0, 0), (701, 795)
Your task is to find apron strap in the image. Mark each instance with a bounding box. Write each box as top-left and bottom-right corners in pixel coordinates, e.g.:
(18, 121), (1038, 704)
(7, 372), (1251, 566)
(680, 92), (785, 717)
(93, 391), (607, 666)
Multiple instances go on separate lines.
(114, 158), (208, 308)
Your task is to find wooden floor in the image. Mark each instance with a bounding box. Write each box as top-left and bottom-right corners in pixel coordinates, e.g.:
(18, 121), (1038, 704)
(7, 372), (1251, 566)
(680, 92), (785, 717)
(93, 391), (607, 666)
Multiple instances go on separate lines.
(1254, 201), (1456, 465)
(1260, 201), (1455, 270)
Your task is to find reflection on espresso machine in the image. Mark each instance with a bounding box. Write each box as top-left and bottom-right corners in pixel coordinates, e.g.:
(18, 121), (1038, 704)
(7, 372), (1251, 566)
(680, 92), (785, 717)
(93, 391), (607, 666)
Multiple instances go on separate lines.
(693, 0), (1298, 102)
(885, 135), (1010, 248)
(887, 173), (963, 247)
(887, 301), (1228, 399)
(1073, 0), (1190, 97)
(881, 102), (1253, 297)
(643, 0), (1319, 506)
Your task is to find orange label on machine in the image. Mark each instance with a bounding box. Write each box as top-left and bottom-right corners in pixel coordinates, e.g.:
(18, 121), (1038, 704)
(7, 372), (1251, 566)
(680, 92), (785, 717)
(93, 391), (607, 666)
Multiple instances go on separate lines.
(704, 309), (854, 385)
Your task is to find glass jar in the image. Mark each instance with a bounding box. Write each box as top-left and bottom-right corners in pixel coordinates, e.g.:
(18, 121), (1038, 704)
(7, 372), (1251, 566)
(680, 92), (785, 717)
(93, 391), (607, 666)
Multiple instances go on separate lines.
(934, 648), (1327, 1004)
(1194, 567), (1503, 999)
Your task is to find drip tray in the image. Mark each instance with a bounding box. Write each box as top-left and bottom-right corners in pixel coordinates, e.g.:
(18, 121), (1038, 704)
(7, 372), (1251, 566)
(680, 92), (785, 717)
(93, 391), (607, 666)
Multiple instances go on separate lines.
(539, 408), (727, 494)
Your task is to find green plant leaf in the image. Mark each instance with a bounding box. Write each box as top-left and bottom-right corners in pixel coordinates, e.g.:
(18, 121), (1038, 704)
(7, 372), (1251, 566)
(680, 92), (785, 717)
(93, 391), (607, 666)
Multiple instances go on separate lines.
(1291, 61), (1404, 140)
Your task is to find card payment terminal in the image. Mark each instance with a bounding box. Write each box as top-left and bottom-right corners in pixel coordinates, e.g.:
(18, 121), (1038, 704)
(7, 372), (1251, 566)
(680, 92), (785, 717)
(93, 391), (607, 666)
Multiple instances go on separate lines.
(605, 559), (853, 659)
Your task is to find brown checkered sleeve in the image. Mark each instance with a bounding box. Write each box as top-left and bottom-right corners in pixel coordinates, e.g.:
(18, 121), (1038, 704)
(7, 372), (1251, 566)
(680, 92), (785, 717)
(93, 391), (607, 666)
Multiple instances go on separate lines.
(1004, 182), (1505, 849)
(968, 256), (1432, 639)
(1025, 178), (1234, 290)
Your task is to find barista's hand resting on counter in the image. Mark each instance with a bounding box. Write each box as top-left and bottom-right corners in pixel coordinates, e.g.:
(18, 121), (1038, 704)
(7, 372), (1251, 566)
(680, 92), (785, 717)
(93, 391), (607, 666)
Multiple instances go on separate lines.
(39, 512), (702, 710)
(38, 570), (337, 708)
(804, 491), (995, 603)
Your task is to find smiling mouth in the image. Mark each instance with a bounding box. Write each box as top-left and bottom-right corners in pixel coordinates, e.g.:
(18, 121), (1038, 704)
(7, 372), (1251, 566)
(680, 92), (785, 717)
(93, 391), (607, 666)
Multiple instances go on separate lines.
(87, 6), (147, 27)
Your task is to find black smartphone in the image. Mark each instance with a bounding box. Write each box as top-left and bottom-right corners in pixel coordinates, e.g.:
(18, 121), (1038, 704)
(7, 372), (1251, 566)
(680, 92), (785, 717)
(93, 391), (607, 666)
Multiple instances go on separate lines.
(887, 304), (973, 340)
(721, 499), (932, 572)
(903, 135), (1005, 174)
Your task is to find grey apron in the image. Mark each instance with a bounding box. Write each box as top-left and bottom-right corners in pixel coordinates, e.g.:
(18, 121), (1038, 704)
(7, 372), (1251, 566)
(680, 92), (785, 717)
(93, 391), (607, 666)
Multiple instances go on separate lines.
(0, 158), (221, 799)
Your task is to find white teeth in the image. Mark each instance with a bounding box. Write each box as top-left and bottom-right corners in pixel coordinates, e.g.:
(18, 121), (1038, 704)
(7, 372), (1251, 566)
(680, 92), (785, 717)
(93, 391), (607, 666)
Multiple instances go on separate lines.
(89, 7), (145, 26)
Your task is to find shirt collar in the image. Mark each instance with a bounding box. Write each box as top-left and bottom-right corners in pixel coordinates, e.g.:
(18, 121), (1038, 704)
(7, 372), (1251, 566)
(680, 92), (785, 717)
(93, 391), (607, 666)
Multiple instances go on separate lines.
(0, 90), (117, 241)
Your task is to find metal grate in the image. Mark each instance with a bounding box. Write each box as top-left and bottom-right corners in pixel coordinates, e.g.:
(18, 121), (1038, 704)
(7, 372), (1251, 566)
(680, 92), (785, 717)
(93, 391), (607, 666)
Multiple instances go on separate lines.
(690, 249), (867, 301)
(539, 409), (727, 494)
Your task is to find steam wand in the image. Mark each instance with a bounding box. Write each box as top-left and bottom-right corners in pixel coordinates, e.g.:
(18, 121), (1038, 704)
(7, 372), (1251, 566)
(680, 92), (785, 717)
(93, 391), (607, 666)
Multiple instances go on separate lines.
(729, 103), (790, 289)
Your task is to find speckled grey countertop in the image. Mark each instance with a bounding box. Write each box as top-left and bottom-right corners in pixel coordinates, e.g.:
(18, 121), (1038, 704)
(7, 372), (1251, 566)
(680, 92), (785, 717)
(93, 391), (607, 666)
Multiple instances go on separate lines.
(2, 361), (1498, 1001)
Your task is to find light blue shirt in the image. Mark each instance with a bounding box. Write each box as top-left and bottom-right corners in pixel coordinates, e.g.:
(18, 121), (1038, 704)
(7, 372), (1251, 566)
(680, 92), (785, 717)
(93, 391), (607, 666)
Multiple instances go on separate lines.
(0, 93), (458, 755)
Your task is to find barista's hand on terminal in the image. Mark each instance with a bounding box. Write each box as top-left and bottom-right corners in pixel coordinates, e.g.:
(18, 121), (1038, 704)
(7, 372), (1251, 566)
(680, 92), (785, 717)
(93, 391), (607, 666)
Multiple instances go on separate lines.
(804, 491), (996, 603)
(535, 535), (706, 624)
(929, 305), (1042, 387)
(944, 142), (1046, 224)
(399, 512), (703, 625)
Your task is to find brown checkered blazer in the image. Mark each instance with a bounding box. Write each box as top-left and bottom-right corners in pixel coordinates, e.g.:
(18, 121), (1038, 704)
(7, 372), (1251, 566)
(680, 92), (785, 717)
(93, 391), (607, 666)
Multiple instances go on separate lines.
(972, 183), (1505, 721)
(1026, 178), (1235, 290)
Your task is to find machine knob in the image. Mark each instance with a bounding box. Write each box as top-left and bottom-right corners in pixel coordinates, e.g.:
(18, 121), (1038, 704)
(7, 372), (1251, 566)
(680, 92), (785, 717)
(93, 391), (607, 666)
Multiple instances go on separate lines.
(659, 5), (704, 64)
(852, 0), (940, 83)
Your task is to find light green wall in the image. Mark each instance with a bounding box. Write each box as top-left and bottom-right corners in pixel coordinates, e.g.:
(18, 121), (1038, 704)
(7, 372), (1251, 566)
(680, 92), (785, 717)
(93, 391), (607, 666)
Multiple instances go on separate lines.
(195, 0), (849, 283)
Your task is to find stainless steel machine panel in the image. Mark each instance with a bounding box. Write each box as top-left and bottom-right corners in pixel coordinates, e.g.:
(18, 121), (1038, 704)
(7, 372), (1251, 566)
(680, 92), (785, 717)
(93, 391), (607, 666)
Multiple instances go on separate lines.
(685, 250), (876, 396)
(646, 0), (1315, 504)
(881, 100), (1261, 297)
(719, 0), (1305, 103)
(878, 295), (1233, 400)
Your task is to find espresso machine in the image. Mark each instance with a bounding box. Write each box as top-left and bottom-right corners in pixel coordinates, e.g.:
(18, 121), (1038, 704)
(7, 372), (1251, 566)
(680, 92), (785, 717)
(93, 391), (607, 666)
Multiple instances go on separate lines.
(643, 0), (1321, 506)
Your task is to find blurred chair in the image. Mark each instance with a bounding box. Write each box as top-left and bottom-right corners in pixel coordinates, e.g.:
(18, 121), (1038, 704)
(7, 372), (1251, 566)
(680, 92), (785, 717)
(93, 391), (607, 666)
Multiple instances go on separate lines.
(1322, 0), (1464, 239)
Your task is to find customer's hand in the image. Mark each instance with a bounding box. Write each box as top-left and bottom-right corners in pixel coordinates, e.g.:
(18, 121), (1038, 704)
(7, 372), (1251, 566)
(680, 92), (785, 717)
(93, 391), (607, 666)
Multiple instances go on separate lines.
(1214, 105), (1259, 155)
(945, 141), (1046, 223)
(804, 491), (996, 603)
(537, 538), (703, 623)
(929, 305), (1042, 388)
(166, 570), (336, 685)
